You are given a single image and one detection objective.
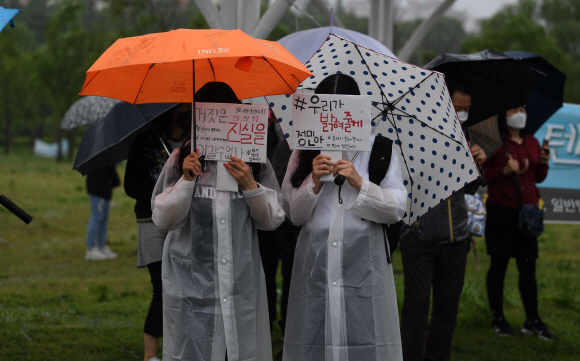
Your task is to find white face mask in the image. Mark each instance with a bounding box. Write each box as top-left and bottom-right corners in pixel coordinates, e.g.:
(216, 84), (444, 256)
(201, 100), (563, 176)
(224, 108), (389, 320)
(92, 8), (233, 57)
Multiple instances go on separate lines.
(457, 111), (469, 123)
(506, 112), (527, 129)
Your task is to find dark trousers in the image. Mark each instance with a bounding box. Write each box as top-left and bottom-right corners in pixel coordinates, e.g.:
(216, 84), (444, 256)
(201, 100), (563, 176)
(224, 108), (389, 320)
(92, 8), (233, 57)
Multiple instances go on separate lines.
(400, 234), (469, 361)
(257, 222), (299, 334)
(144, 261), (163, 337)
(487, 255), (538, 320)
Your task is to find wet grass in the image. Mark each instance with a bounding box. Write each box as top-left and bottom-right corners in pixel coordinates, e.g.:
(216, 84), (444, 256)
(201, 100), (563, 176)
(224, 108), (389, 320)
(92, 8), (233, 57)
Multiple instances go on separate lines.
(1, 151), (579, 360)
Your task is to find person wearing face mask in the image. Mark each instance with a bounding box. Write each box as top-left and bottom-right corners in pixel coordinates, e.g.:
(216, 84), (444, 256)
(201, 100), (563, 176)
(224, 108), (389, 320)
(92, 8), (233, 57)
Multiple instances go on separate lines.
(124, 103), (190, 361)
(400, 82), (486, 361)
(482, 106), (553, 340)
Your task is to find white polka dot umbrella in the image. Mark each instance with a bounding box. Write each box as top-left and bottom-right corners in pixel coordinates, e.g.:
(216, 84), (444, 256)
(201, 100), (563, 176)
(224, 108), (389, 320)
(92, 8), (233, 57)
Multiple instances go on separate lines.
(267, 34), (480, 224)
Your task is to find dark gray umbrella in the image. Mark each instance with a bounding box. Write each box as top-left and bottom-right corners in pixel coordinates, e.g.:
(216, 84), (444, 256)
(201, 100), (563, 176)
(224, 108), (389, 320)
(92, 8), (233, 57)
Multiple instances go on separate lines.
(504, 50), (567, 135)
(424, 49), (546, 127)
(60, 96), (121, 130)
(468, 115), (503, 159)
(73, 102), (177, 175)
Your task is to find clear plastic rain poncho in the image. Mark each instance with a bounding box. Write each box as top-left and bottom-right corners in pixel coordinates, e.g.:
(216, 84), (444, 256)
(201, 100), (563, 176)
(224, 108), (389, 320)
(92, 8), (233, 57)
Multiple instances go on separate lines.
(151, 149), (285, 361)
(281, 137), (407, 361)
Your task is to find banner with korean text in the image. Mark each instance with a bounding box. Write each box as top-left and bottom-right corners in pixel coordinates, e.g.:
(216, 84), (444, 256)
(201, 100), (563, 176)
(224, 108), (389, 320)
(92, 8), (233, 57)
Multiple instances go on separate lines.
(291, 94), (372, 151)
(195, 102), (268, 163)
(534, 103), (580, 223)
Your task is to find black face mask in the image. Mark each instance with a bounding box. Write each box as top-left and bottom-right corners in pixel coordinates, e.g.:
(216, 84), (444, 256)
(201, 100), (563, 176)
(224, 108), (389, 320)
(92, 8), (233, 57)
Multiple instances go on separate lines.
(176, 110), (192, 130)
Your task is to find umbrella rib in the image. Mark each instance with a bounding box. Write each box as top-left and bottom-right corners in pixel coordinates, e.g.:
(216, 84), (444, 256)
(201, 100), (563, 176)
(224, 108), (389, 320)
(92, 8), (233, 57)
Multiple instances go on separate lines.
(353, 45), (390, 108)
(391, 72), (434, 108)
(133, 63), (156, 104)
(207, 59), (216, 81)
(385, 109), (414, 223)
(371, 101), (461, 147)
(79, 70), (101, 94)
(391, 104), (464, 147)
(262, 57), (295, 94)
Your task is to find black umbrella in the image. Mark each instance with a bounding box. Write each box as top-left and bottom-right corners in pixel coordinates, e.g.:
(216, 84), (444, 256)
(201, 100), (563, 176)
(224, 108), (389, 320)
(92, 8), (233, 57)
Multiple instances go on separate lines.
(424, 49), (545, 127)
(74, 102), (177, 175)
(504, 50), (567, 135)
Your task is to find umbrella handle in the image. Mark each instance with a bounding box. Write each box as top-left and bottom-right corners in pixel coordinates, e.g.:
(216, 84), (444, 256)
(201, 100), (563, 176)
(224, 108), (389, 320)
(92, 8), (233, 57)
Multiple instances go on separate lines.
(478, 169), (487, 187)
(0, 194), (33, 224)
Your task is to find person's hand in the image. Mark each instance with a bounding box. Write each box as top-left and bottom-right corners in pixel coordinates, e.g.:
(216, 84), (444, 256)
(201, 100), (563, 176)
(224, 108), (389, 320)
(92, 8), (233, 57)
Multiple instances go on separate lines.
(469, 142), (486, 168)
(224, 156), (257, 191)
(503, 155), (529, 175)
(183, 150), (202, 181)
(312, 154), (334, 193)
(539, 141), (550, 164)
(503, 155), (520, 175)
(333, 159), (363, 191)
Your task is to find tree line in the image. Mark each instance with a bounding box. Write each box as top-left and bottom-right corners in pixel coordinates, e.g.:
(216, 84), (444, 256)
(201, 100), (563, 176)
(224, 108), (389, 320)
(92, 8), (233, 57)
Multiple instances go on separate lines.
(0, 0), (578, 160)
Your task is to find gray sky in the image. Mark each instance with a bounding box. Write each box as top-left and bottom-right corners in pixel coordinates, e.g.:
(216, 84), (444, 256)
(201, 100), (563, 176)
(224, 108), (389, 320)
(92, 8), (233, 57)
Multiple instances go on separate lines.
(451, 0), (518, 19)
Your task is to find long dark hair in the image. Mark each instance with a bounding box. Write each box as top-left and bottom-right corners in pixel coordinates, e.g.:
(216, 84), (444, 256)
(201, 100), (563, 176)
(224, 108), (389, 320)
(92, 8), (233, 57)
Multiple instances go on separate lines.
(291, 74), (361, 188)
(178, 82), (263, 181)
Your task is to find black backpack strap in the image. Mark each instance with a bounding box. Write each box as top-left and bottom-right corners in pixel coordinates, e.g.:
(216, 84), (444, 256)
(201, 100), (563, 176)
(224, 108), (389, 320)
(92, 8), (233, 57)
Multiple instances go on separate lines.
(367, 136), (403, 264)
(368, 135), (393, 184)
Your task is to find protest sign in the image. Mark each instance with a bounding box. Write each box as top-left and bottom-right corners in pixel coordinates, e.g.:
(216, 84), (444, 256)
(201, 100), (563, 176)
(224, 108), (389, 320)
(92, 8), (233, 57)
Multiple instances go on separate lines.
(291, 94), (371, 151)
(195, 102), (268, 163)
(533, 103), (580, 223)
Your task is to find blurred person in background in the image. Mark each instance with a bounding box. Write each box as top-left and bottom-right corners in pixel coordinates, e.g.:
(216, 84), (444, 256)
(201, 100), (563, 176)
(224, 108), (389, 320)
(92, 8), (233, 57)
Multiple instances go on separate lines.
(483, 106), (554, 340)
(85, 165), (120, 261)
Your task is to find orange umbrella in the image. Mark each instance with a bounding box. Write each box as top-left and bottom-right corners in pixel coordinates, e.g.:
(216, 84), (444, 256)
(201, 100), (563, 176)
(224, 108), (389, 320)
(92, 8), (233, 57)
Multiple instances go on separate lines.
(79, 28), (312, 103)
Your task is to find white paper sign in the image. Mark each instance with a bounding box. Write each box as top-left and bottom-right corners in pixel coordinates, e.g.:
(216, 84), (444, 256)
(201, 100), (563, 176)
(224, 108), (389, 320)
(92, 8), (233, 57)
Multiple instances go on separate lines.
(291, 94), (372, 152)
(195, 102), (268, 163)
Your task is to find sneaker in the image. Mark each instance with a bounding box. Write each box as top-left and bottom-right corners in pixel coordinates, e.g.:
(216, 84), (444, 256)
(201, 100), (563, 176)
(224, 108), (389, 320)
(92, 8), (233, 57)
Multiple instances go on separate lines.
(85, 247), (108, 261)
(521, 318), (556, 340)
(99, 245), (118, 259)
(147, 357), (161, 361)
(492, 316), (515, 336)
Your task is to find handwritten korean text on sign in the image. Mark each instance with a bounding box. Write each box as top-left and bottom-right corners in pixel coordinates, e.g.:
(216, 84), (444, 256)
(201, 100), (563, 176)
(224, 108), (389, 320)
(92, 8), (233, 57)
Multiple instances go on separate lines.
(291, 94), (371, 151)
(195, 102), (268, 163)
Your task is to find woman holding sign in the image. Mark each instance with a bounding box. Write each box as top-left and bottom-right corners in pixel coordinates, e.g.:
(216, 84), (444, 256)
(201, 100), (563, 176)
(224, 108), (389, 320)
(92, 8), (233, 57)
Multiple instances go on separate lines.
(151, 82), (285, 361)
(282, 74), (407, 361)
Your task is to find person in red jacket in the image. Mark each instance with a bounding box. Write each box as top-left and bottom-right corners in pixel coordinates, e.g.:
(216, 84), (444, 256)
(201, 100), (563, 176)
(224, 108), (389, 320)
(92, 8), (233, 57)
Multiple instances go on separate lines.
(482, 105), (554, 340)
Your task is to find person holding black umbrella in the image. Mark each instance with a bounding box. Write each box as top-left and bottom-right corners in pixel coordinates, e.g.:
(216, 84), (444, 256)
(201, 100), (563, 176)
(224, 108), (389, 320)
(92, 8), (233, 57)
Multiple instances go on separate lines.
(483, 106), (554, 340)
(124, 103), (190, 361)
(399, 82), (486, 361)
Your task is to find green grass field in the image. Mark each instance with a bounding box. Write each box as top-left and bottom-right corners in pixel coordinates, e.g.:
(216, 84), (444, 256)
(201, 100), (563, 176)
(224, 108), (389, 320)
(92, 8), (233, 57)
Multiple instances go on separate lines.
(1, 152), (579, 360)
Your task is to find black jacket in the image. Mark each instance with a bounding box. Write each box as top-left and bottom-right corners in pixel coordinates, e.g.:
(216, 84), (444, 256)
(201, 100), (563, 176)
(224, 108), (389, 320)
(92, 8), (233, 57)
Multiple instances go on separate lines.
(124, 131), (172, 221)
(86, 165), (120, 201)
(403, 189), (470, 245)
